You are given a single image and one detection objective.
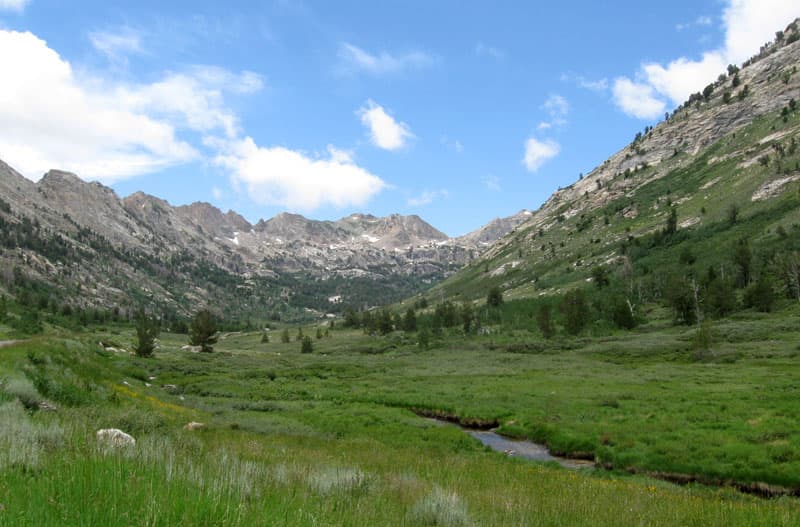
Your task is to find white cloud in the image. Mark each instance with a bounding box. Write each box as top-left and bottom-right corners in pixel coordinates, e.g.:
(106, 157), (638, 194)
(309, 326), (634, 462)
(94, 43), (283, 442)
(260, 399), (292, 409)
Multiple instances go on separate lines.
(579, 77), (608, 92)
(722, 0), (799, 63)
(538, 94), (569, 129)
(642, 52), (727, 105)
(615, 0), (799, 118)
(338, 42), (434, 75)
(0, 0), (29, 12)
(482, 174), (501, 191)
(612, 78), (667, 119)
(0, 30), (199, 182)
(213, 137), (386, 211)
(523, 138), (560, 172)
(408, 189), (448, 207)
(0, 30), (265, 183)
(357, 100), (413, 151)
(117, 66), (263, 138)
(211, 186), (223, 200)
(475, 41), (505, 60)
(89, 28), (144, 64)
(676, 15), (714, 31)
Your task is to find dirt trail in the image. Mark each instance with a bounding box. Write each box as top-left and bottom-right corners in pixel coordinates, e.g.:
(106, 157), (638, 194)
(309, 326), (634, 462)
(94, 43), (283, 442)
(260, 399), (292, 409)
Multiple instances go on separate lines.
(0, 340), (23, 349)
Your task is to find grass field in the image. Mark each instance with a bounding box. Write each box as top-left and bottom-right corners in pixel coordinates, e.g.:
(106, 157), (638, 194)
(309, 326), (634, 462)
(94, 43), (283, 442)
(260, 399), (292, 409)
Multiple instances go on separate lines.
(1, 300), (800, 525)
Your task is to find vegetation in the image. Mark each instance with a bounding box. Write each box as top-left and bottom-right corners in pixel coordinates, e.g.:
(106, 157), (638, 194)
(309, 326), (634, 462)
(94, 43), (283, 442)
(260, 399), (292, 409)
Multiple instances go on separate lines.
(133, 310), (160, 358)
(189, 309), (218, 353)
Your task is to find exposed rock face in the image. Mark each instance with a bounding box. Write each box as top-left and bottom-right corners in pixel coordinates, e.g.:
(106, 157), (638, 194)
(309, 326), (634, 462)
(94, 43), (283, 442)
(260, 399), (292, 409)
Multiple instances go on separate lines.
(96, 428), (136, 447)
(457, 210), (533, 246)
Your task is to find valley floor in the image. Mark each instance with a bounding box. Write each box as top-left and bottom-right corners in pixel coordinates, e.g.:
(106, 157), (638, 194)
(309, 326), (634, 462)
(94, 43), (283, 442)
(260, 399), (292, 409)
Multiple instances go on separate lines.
(1, 306), (800, 526)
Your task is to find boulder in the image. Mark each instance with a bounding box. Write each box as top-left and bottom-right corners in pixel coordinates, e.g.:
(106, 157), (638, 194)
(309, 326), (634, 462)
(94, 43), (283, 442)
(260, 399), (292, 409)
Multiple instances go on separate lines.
(183, 421), (206, 431)
(96, 428), (136, 447)
(181, 345), (202, 353)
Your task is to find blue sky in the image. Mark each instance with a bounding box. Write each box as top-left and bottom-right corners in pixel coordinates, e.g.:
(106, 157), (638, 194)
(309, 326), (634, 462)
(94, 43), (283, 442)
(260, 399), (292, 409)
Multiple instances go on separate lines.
(0, 0), (797, 235)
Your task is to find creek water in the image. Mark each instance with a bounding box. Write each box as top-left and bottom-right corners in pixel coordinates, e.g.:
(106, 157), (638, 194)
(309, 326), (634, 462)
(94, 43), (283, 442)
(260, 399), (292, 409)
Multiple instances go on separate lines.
(466, 429), (595, 469)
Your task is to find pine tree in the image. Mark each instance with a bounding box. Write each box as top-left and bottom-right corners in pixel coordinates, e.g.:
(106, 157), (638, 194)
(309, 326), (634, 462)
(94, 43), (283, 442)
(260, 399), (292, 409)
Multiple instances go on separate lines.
(300, 335), (313, 353)
(189, 309), (218, 353)
(134, 309), (160, 358)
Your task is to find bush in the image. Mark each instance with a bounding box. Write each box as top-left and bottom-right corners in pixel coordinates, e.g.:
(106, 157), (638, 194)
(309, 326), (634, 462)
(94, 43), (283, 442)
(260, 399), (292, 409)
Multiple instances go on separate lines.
(744, 275), (776, 312)
(611, 298), (637, 330)
(409, 487), (470, 526)
(3, 377), (42, 410)
(300, 335), (313, 354)
(535, 304), (555, 338)
(487, 286), (503, 308)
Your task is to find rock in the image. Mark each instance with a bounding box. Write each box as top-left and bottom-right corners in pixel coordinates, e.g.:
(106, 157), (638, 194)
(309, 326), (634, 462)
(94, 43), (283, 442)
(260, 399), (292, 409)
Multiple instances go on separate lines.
(161, 384), (179, 392)
(183, 421), (206, 431)
(38, 401), (57, 412)
(181, 345), (202, 353)
(96, 428), (136, 447)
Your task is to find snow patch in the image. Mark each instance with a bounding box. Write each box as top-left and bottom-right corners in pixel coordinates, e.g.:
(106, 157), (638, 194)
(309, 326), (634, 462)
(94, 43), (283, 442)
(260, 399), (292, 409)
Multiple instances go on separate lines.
(361, 234), (380, 243)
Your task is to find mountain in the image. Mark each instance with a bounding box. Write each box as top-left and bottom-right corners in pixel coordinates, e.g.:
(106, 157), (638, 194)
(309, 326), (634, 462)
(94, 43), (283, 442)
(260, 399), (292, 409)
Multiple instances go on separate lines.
(433, 19), (800, 303)
(0, 161), (522, 321)
(457, 210), (533, 246)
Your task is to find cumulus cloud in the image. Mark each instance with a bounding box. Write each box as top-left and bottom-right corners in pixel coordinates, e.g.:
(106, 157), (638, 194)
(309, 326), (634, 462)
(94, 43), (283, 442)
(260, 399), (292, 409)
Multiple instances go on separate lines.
(0, 0), (29, 12)
(213, 139), (387, 211)
(523, 138), (560, 172)
(612, 78), (667, 119)
(614, 0), (799, 118)
(0, 30), (267, 183)
(358, 100), (413, 151)
(338, 43), (434, 75)
(0, 30), (200, 182)
(116, 66), (263, 138)
(407, 189), (448, 207)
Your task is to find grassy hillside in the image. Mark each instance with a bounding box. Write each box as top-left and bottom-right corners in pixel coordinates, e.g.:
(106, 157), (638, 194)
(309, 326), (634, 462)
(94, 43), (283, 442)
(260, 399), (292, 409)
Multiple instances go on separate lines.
(433, 107), (800, 306)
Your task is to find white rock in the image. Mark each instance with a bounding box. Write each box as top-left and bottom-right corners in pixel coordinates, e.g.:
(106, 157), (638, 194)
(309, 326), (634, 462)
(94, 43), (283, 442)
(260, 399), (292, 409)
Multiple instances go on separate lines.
(183, 421), (205, 431)
(96, 428), (136, 447)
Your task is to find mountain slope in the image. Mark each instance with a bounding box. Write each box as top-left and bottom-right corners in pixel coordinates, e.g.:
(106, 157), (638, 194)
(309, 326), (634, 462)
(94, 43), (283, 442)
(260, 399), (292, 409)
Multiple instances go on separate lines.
(0, 161), (523, 321)
(433, 19), (800, 304)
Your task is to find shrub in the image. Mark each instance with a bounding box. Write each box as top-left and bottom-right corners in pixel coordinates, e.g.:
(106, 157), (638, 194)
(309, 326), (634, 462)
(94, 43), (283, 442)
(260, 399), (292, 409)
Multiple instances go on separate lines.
(611, 298), (637, 330)
(486, 286), (503, 308)
(300, 335), (313, 354)
(409, 487), (470, 527)
(3, 377), (42, 410)
(744, 274), (776, 312)
(536, 304), (555, 339)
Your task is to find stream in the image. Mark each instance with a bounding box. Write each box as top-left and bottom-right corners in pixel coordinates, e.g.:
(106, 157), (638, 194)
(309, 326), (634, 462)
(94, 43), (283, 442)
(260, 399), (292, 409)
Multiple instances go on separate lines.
(427, 417), (595, 470)
(467, 429), (595, 469)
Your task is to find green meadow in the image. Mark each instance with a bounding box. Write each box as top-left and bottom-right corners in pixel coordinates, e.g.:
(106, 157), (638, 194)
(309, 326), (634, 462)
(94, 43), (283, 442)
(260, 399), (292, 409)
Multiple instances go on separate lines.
(2, 301), (800, 526)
